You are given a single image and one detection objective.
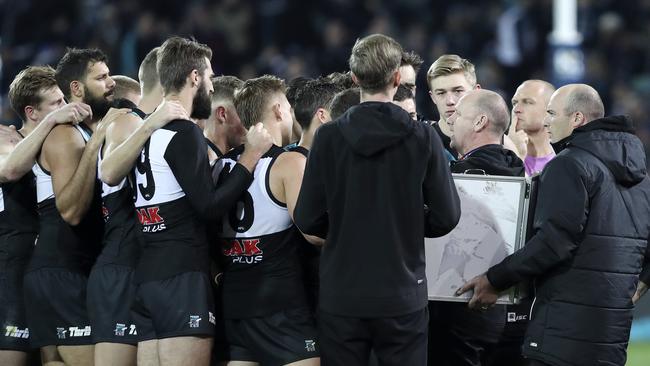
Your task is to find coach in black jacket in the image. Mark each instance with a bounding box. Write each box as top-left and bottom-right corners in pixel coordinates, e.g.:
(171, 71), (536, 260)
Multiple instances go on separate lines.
(429, 89), (525, 366)
(294, 34), (461, 366)
(459, 84), (650, 366)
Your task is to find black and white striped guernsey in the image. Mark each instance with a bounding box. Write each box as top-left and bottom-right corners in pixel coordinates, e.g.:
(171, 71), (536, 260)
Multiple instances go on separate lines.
(28, 123), (104, 273)
(0, 129), (38, 261)
(95, 108), (146, 267)
(216, 144), (307, 319)
(132, 119), (253, 283)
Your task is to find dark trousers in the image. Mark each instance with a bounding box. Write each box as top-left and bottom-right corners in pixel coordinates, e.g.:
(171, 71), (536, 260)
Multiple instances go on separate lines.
(428, 301), (505, 366)
(318, 307), (428, 366)
(526, 360), (551, 366)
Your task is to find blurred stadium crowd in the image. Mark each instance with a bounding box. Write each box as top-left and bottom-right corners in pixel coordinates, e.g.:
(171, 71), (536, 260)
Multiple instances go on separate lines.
(1, 0), (650, 160)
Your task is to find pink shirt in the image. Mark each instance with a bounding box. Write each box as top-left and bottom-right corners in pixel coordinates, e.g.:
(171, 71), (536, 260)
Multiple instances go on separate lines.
(524, 153), (555, 176)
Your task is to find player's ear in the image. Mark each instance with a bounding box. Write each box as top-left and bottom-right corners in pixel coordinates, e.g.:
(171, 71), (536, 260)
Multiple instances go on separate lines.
(272, 103), (282, 121)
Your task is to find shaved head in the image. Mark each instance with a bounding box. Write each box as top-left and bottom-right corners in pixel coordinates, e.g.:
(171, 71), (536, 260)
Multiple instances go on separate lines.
(521, 80), (555, 100)
(545, 84), (604, 143)
(561, 84), (604, 122)
(449, 89), (510, 154)
(471, 89), (510, 136)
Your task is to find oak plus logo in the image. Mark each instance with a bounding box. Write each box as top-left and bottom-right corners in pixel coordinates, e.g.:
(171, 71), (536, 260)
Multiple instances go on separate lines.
(222, 238), (263, 264)
(4, 326), (29, 339)
(137, 206), (166, 233)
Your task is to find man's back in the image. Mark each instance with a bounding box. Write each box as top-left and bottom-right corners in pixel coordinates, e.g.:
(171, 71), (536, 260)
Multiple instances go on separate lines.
(296, 102), (460, 318)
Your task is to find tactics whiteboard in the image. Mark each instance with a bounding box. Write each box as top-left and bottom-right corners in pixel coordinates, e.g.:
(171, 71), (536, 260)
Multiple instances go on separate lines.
(425, 174), (531, 304)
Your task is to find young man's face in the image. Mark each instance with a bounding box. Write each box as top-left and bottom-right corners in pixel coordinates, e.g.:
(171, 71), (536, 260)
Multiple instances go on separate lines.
(392, 98), (417, 120)
(277, 92), (294, 145)
(223, 104), (246, 149)
(429, 72), (474, 123)
(399, 65), (417, 96)
(191, 58), (216, 120)
(33, 86), (66, 122)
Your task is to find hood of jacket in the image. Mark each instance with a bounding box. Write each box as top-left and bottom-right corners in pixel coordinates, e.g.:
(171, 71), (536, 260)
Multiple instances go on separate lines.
(337, 102), (415, 156)
(569, 115), (646, 186)
(452, 144), (525, 176)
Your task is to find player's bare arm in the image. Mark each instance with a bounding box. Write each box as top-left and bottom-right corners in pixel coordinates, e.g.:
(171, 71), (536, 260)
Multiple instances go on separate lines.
(270, 151), (325, 245)
(100, 101), (188, 186)
(0, 103), (91, 183)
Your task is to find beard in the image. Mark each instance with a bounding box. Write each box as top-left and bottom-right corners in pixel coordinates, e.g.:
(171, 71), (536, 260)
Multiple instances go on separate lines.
(84, 89), (113, 119)
(191, 82), (212, 120)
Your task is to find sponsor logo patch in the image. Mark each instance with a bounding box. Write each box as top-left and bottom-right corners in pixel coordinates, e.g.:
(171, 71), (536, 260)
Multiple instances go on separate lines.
(305, 339), (317, 352)
(222, 239), (264, 264)
(4, 326), (29, 339)
(137, 206), (167, 233)
(189, 315), (201, 328)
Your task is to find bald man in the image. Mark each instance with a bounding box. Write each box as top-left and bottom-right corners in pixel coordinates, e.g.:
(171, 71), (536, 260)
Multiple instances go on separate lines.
(428, 90), (524, 366)
(510, 80), (556, 176)
(459, 84), (650, 366)
(449, 90), (524, 176)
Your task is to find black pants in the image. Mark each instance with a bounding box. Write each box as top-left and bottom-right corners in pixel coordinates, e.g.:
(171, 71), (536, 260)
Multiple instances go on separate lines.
(318, 307), (428, 366)
(428, 301), (505, 366)
(526, 360), (551, 366)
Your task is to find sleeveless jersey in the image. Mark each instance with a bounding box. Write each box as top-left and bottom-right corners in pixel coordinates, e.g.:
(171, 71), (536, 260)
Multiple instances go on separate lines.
(0, 139), (38, 261)
(96, 108), (146, 267)
(217, 144), (306, 319)
(28, 123), (103, 273)
(132, 119), (252, 283)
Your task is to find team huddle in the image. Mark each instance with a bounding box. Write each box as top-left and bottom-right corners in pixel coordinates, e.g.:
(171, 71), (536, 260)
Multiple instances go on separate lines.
(1, 32), (650, 366)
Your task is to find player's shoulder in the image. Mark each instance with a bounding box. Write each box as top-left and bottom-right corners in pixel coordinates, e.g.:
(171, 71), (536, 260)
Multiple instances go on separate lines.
(108, 112), (142, 135)
(163, 118), (197, 132)
(273, 147), (306, 175)
(46, 123), (85, 144)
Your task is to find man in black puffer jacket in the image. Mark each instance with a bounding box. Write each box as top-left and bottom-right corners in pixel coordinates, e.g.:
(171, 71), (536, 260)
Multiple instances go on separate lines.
(458, 84), (650, 366)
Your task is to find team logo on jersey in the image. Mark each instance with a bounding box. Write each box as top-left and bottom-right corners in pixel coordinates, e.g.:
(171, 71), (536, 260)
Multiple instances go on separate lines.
(114, 323), (127, 336)
(189, 315), (202, 328)
(222, 239), (263, 264)
(56, 327), (67, 339)
(137, 206), (167, 233)
(114, 323), (138, 336)
(305, 340), (317, 352)
(4, 326), (29, 339)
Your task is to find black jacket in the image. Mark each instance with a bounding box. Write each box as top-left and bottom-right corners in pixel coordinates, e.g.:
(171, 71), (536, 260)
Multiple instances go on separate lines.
(295, 101), (461, 318)
(487, 116), (650, 366)
(428, 144), (524, 355)
(451, 144), (525, 177)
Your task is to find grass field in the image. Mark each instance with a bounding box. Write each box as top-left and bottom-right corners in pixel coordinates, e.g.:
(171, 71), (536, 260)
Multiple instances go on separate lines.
(627, 343), (650, 366)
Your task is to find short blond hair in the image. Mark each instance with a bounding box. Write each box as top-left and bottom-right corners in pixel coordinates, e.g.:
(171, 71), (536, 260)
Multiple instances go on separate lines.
(234, 75), (286, 129)
(349, 34), (403, 94)
(112, 75), (141, 100)
(426, 54), (477, 90)
(9, 66), (58, 121)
